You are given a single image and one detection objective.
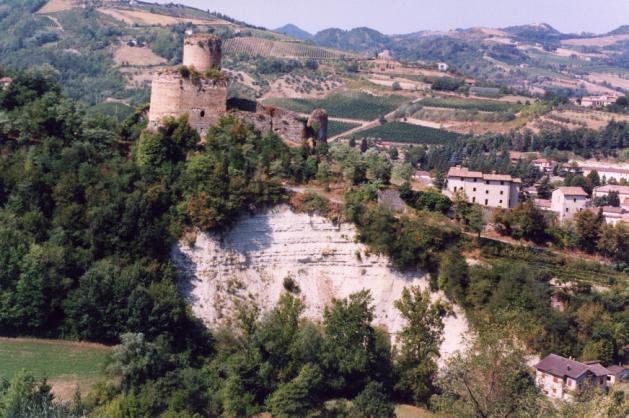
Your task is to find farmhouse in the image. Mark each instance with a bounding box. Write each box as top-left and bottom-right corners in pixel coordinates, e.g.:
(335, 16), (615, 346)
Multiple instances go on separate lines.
(550, 187), (589, 222)
(445, 166), (521, 209)
(535, 354), (609, 401)
(575, 94), (620, 107)
(606, 365), (629, 385)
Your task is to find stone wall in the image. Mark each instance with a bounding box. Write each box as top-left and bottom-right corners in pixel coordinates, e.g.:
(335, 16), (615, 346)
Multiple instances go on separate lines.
(148, 70), (227, 135)
(183, 34), (222, 72)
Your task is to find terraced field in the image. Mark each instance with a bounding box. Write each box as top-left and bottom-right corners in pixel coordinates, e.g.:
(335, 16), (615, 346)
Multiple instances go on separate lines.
(224, 37), (353, 60)
(350, 122), (463, 144)
(265, 92), (407, 120)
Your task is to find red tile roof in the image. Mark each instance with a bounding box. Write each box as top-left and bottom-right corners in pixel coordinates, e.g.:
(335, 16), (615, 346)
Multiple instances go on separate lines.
(556, 187), (588, 197)
(447, 166), (521, 183)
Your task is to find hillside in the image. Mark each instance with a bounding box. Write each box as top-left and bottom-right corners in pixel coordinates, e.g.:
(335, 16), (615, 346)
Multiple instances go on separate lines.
(274, 23), (313, 40)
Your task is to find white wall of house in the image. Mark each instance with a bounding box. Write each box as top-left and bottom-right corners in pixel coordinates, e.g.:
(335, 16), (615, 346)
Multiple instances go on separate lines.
(447, 177), (519, 209)
(551, 190), (588, 222)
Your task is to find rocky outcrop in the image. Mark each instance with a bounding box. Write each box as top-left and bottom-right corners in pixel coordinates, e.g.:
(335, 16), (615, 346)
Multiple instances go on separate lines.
(173, 206), (468, 360)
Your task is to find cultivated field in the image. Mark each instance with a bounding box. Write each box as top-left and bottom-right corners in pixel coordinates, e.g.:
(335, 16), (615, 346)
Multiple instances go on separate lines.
(418, 97), (523, 113)
(328, 120), (361, 137)
(37, 0), (78, 14)
(350, 122), (462, 144)
(0, 337), (111, 400)
(587, 72), (629, 91)
(113, 45), (167, 67)
(224, 37), (352, 60)
(97, 8), (225, 26)
(264, 92), (407, 121)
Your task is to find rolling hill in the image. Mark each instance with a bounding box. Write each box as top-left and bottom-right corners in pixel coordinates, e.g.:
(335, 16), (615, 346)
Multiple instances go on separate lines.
(274, 24), (313, 40)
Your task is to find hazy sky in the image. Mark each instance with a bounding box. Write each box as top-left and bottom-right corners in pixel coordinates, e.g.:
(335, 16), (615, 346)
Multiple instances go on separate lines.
(157, 0), (628, 35)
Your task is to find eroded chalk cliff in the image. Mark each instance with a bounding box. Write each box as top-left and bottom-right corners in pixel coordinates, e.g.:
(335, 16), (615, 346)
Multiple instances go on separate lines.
(173, 205), (468, 360)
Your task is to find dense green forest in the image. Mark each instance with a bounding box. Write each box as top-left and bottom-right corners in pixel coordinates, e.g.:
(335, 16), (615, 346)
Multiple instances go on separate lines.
(0, 68), (626, 416)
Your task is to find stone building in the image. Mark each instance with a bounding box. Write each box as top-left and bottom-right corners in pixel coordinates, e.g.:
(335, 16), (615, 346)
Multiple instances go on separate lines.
(550, 187), (589, 222)
(445, 166), (521, 209)
(535, 354), (609, 401)
(147, 34), (328, 145)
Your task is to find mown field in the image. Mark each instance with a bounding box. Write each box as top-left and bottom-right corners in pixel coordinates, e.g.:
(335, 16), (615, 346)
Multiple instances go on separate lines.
(0, 337), (110, 380)
(327, 120), (360, 137)
(265, 92), (408, 121)
(419, 97), (524, 113)
(350, 122), (462, 144)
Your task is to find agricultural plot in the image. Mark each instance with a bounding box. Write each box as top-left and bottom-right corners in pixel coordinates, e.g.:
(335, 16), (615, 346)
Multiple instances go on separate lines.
(327, 120), (361, 137)
(350, 122), (462, 144)
(0, 337), (110, 399)
(419, 97), (523, 113)
(265, 92), (407, 121)
(224, 37), (352, 60)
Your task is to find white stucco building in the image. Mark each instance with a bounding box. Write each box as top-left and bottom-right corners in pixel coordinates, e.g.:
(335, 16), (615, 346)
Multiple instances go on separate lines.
(535, 354), (610, 401)
(550, 187), (589, 222)
(445, 166), (521, 209)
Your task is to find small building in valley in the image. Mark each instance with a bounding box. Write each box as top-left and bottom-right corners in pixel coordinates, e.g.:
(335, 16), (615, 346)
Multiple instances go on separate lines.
(532, 158), (558, 173)
(437, 62), (449, 71)
(550, 187), (589, 222)
(535, 354), (609, 401)
(445, 166), (521, 209)
(0, 77), (12, 90)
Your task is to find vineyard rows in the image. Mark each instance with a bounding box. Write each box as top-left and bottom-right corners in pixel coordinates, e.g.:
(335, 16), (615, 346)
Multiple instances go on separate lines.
(224, 37), (351, 60)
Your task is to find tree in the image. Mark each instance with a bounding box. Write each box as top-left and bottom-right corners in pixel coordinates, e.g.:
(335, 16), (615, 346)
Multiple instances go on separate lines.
(352, 381), (395, 417)
(438, 247), (469, 303)
(394, 287), (447, 404)
(465, 204), (485, 238)
(432, 170), (445, 191)
(433, 330), (552, 418)
(321, 291), (386, 396)
(597, 223), (628, 263)
(537, 176), (552, 199)
(360, 138), (368, 153)
(391, 81), (402, 91)
(586, 170), (601, 188)
(266, 363), (323, 417)
(452, 190), (469, 222)
(574, 209), (604, 253)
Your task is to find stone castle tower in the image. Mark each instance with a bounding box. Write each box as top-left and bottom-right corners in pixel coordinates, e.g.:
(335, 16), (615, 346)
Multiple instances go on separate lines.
(148, 33), (228, 135)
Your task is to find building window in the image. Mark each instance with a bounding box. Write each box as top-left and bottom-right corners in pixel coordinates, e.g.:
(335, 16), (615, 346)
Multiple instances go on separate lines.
(200, 110), (205, 118)
(501, 181), (504, 185)
(485, 180), (489, 185)
(484, 199), (488, 205)
(565, 208), (569, 212)
(454, 187), (457, 192)
(472, 197), (476, 203)
(486, 190), (489, 194)
(500, 191), (504, 195)
(474, 178), (477, 182)
(499, 200), (502, 204)
(573, 198), (577, 203)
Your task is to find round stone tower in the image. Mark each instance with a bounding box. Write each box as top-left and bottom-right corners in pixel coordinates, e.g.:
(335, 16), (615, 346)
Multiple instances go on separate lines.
(183, 34), (222, 72)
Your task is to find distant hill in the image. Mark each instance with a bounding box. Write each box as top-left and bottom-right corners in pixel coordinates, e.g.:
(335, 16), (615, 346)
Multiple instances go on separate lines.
(274, 24), (312, 40)
(502, 23), (566, 43)
(313, 27), (391, 53)
(608, 25), (629, 35)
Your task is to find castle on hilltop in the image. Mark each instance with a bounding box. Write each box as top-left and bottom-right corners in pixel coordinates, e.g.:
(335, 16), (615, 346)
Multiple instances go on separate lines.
(148, 33), (328, 145)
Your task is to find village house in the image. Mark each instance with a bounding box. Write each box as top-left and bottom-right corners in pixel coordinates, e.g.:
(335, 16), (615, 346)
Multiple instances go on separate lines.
(437, 62), (449, 71)
(606, 365), (629, 385)
(579, 165), (629, 183)
(532, 158), (558, 173)
(550, 187), (589, 222)
(445, 166), (521, 209)
(593, 185), (629, 203)
(596, 206), (628, 225)
(0, 77), (12, 90)
(535, 354), (610, 401)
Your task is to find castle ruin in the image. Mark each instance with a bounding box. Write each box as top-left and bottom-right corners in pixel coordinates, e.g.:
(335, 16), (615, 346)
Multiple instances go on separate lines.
(148, 33), (327, 145)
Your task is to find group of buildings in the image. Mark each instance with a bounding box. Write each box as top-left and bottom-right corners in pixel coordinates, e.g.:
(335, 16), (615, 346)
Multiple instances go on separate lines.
(570, 92), (623, 108)
(443, 165), (629, 224)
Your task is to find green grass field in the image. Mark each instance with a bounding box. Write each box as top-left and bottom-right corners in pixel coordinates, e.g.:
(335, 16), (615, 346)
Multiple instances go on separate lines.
(0, 337), (110, 382)
(327, 120), (360, 137)
(265, 92), (408, 121)
(350, 122), (462, 144)
(419, 97), (523, 113)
